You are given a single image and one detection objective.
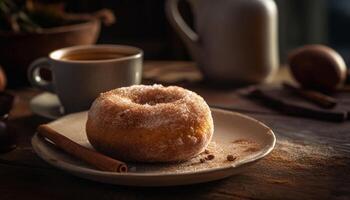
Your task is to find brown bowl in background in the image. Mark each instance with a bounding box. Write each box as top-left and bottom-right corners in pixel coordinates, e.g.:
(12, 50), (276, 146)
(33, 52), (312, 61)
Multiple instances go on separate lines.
(0, 19), (100, 87)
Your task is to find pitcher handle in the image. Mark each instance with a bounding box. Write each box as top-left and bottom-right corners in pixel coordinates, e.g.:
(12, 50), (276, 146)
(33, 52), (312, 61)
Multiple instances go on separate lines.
(165, 0), (199, 52)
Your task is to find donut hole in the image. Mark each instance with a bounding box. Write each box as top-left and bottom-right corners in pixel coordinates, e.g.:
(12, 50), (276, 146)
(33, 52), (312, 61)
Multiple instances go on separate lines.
(132, 89), (184, 106)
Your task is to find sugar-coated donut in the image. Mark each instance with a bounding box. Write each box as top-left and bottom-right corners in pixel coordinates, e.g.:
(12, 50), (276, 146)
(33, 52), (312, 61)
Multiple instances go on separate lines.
(86, 84), (214, 162)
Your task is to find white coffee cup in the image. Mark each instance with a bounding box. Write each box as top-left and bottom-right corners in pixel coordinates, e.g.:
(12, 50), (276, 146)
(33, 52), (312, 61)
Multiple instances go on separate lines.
(28, 44), (143, 113)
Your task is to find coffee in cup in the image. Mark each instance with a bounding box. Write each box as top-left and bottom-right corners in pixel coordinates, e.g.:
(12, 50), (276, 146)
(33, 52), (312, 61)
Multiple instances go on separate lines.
(28, 44), (143, 113)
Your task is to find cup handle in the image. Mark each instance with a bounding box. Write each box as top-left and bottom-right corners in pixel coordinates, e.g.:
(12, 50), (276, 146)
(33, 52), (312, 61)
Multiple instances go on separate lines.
(27, 58), (55, 93)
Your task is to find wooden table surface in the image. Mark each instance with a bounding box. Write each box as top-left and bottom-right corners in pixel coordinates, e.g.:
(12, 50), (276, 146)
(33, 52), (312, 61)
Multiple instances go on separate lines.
(1, 61), (349, 200)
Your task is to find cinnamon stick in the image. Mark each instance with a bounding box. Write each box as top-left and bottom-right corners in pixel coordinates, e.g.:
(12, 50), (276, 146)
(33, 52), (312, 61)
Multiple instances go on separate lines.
(283, 82), (337, 109)
(250, 89), (347, 122)
(37, 125), (128, 173)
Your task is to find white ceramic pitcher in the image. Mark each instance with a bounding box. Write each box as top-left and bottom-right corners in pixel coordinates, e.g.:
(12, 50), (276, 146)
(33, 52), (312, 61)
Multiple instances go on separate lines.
(166, 0), (279, 84)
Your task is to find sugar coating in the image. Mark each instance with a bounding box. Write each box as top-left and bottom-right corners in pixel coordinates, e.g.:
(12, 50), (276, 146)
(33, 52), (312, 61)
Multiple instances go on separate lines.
(89, 84), (211, 132)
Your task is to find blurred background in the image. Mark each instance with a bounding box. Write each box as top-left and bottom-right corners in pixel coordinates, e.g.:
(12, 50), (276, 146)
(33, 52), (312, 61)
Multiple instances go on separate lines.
(1, 0), (350, 86)
(2, 0), (350, 62)
(63, 0), (350, 64)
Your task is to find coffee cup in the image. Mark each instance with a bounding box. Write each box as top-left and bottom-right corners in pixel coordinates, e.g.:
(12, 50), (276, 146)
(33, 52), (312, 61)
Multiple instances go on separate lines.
(28, 44), (143, 113)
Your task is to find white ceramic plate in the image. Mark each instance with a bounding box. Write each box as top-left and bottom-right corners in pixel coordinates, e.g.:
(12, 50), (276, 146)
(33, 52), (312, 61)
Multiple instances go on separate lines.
(31, 108), (275, 186)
